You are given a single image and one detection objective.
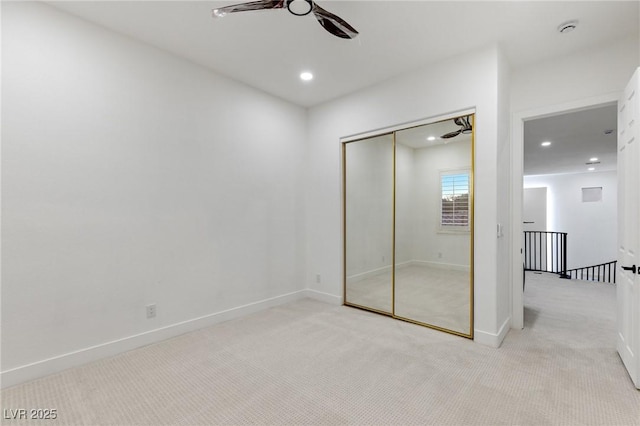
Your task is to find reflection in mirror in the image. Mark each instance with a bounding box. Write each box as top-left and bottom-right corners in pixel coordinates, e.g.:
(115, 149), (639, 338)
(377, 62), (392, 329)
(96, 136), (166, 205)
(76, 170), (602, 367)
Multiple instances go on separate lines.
(394, 116), (473, 336)
(344, 133), (394, 314)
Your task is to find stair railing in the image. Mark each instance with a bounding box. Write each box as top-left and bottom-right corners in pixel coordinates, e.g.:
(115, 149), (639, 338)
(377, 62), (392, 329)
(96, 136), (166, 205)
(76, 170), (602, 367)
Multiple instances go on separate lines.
(523, 231), (568, 278)
(566, 260), (617, 284)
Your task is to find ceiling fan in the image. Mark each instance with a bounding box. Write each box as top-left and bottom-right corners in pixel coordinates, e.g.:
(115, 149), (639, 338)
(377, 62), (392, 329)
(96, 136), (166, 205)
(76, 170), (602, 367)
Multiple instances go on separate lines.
(212, 0), (359, 39)
(441, 116), (473, 139)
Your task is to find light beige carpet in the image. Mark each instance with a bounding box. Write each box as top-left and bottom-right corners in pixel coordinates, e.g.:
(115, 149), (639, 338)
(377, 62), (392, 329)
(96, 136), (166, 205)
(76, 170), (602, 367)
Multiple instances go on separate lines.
(346, 263), (470, 334)
(2, 272), (639, 425)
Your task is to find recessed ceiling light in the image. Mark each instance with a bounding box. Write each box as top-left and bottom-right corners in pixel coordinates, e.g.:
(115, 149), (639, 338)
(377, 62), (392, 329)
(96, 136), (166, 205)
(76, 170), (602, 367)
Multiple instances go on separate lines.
(588, 167), (595, 171)
(589, 157), (599, 162)
(557, 20), (579, 34)
(541, 141), (552, 147)
(300, 71), (313, 81)
(427, 136), (436, 141)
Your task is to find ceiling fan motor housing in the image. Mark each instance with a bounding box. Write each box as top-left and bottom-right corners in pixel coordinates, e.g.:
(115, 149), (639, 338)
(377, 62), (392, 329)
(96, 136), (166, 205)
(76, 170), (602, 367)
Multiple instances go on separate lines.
(287, 0), (313, 16)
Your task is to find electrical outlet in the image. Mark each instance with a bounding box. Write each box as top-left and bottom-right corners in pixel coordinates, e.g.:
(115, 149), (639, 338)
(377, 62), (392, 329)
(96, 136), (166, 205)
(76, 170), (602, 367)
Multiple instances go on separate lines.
(316, 274), (321, 283)
(146, 304), (156, 319)
(438, 252), (443, 259)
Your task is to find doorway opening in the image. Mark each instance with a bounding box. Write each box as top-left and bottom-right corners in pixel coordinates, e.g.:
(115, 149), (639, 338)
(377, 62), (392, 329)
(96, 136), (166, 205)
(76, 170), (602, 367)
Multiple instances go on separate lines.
(511, 94), (619, 330)
(521, 104), (618, 337)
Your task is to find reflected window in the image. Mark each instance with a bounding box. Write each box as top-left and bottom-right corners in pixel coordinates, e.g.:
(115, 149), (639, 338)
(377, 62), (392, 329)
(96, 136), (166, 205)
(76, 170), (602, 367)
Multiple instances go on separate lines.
(440, 171), (470, 229)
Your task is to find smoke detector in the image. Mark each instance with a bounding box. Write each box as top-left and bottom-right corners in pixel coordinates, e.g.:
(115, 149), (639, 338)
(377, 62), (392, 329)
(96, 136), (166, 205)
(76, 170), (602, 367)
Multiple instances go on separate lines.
(557, 20), (579, 34)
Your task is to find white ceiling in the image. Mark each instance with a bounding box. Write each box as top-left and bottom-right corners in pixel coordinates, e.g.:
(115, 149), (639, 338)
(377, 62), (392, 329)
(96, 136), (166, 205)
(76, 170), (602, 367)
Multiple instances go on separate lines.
(396, 117), (472, 149)
(48, 0), (639, 107)
(524, 104), (618, 176)
(44, 1), (635, 176)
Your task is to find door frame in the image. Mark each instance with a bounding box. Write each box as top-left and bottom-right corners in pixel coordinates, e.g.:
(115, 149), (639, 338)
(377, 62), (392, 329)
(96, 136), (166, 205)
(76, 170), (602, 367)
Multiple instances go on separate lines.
(510, 93), (619, 329)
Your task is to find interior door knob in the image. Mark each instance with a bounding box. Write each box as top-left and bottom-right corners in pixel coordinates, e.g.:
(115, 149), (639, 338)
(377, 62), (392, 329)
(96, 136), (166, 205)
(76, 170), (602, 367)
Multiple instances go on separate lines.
(621, 264), (637, 274)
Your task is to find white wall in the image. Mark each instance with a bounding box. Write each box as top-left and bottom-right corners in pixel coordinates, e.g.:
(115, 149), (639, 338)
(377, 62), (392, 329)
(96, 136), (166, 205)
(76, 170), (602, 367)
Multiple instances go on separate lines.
(524, 171), (617, 269)
(395, 142), (415, 266)
(344, 134), (394, 277)
(1, 2), (306, 386)
(306, 46), (510, 346)
(496, 49), (512, 329)
(511, 36), (640, 113)
(347, 137), (471, 274)
(408, 140), (471, 268)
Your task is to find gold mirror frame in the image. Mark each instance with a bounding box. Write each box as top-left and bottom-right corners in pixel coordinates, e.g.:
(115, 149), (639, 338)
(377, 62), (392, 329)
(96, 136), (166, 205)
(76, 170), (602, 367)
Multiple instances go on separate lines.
(342, 114), (474, 339)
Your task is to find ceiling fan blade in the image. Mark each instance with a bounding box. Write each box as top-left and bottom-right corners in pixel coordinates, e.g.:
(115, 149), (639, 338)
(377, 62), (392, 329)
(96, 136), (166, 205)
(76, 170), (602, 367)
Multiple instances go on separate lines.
(213, 0), (285, 18)
(441, 130), (462, 139)
(461, 116), (473, 133)
(311, 2), (359, 39)
(453, 117), (464, 127)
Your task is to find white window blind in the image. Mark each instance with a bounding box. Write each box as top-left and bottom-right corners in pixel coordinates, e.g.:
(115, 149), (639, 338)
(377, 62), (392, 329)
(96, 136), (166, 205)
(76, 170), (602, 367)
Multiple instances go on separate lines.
(440, 172), (470, 228)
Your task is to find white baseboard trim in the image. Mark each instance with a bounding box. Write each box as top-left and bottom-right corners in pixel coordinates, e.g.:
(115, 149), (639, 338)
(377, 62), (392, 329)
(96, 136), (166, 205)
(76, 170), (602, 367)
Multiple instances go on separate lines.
(346, 264), (392, 282)
(0, 290), (307, 389)
(348, 260), (468, 282)
(304, 289), (342, 305)
(474, 316), (511, 348)
(409, 260), (470, 272)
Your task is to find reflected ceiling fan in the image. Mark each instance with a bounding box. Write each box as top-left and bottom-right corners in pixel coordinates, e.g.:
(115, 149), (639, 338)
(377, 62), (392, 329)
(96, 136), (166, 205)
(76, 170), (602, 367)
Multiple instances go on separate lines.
(212, 0), (359, 39)
(441, 116), (473, 139)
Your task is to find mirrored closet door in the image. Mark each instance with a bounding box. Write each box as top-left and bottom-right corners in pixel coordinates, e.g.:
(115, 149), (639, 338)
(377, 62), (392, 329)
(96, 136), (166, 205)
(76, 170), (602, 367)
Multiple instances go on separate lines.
(343, 114), (474, 338)
(343, 133), (394, 314)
